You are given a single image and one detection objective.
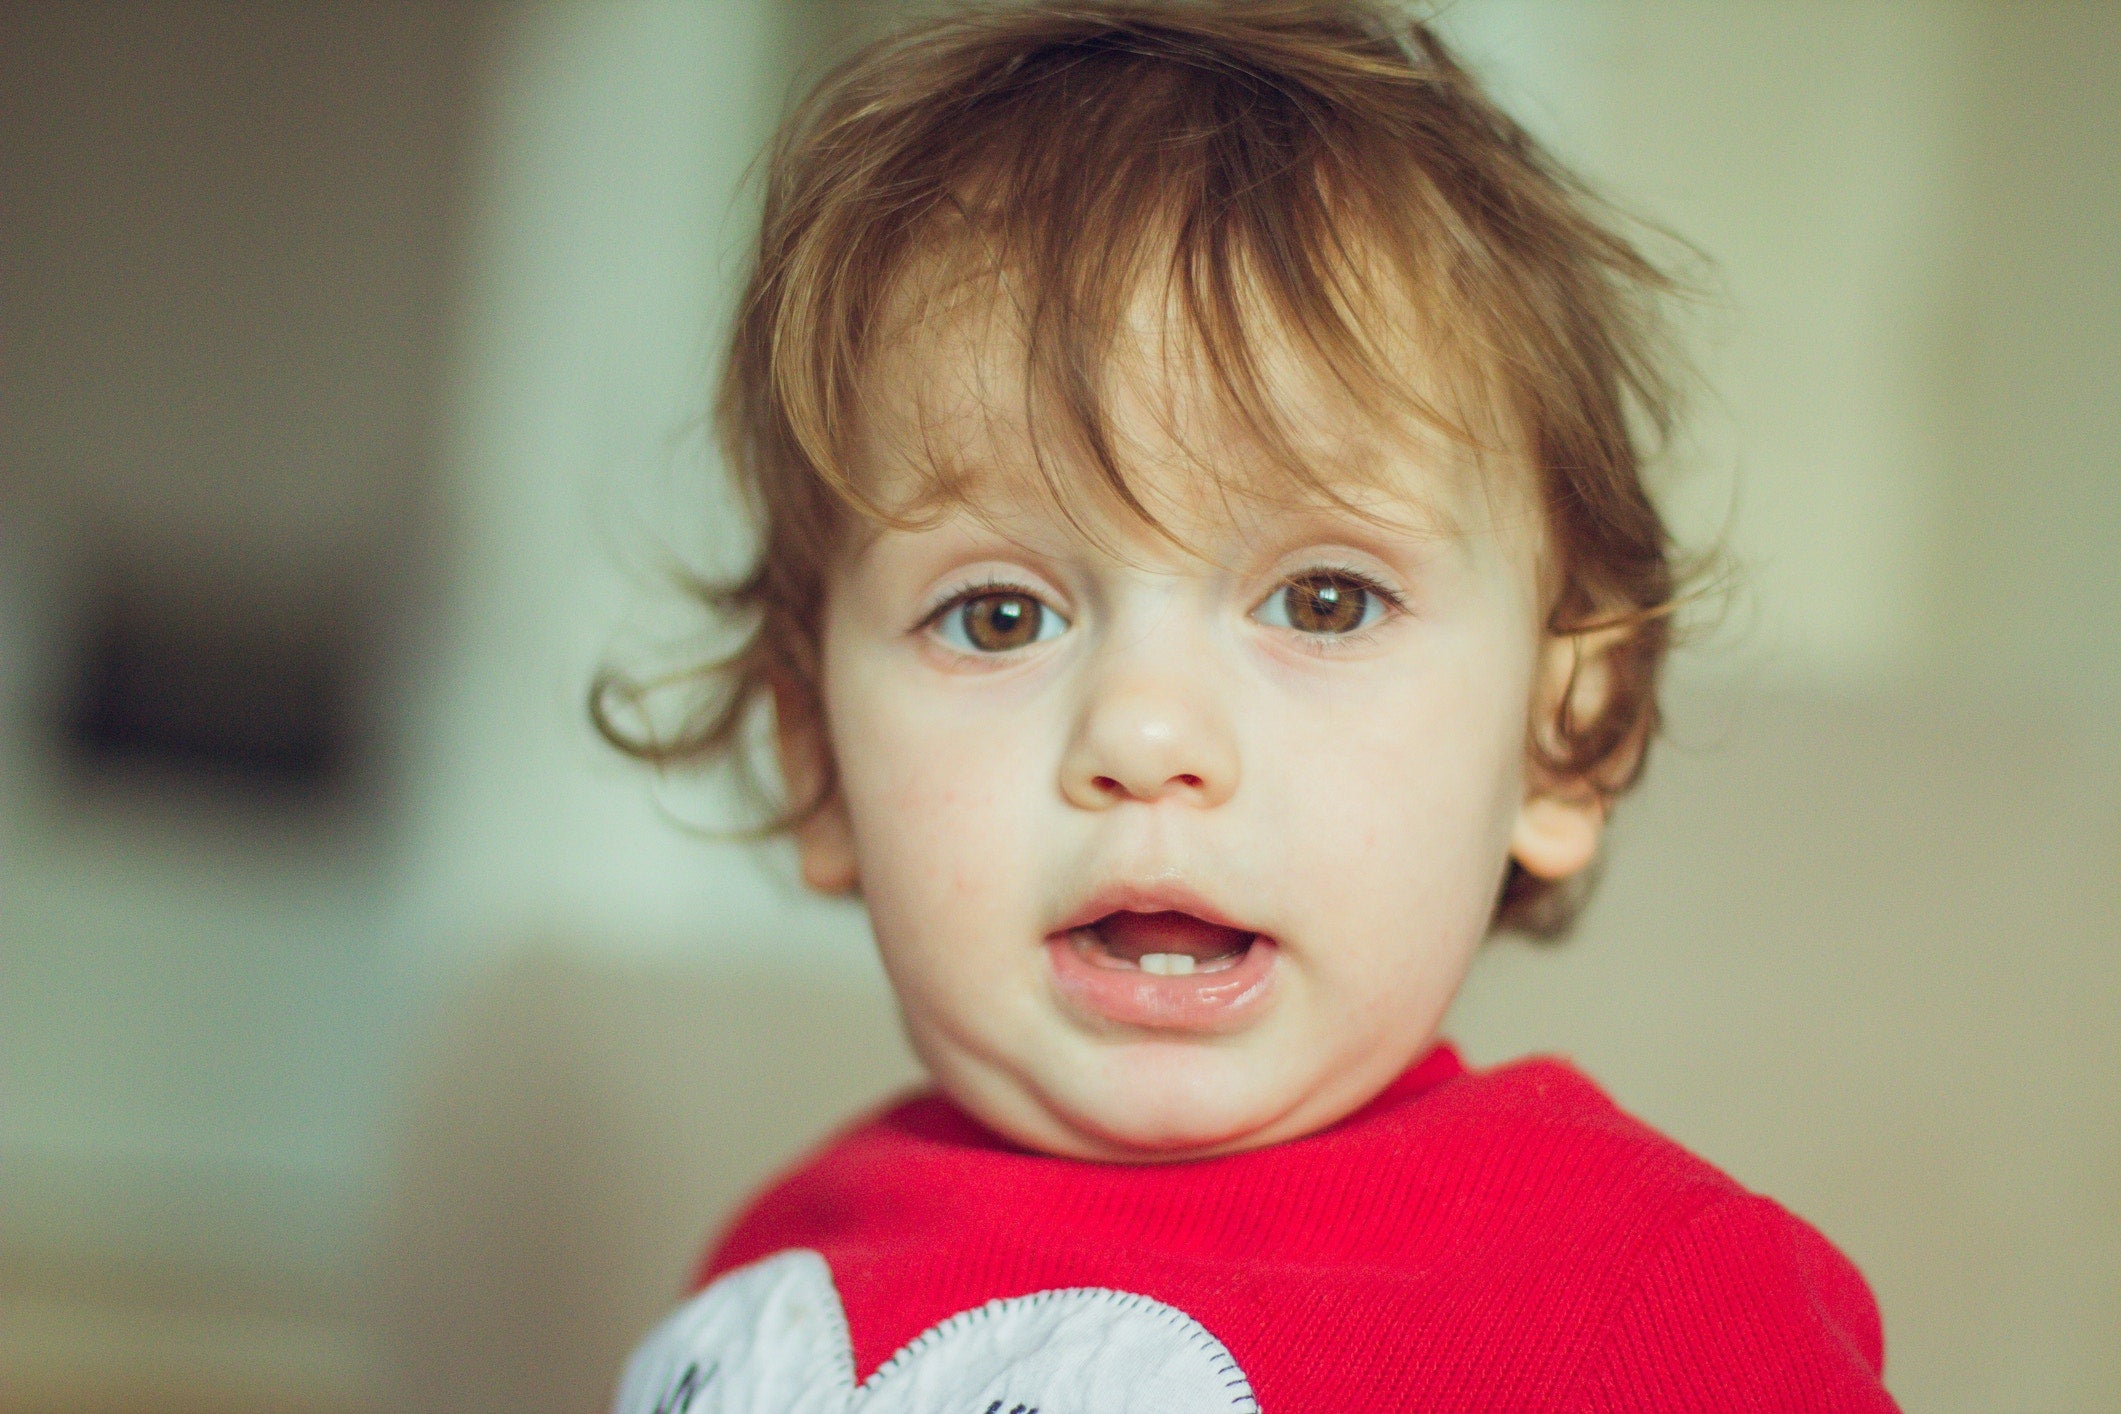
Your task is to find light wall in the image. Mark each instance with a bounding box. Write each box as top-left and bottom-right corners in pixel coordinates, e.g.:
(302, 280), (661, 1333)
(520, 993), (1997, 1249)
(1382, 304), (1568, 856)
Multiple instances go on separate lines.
(1441, 0), (2121, 701)
(385, 0), (868, 982)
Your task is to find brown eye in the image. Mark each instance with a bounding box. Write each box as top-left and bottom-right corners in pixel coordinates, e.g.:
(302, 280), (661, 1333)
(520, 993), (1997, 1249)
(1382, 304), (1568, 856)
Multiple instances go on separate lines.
(1260, 572), (1383, 635)
(939, 591), (1062, 653)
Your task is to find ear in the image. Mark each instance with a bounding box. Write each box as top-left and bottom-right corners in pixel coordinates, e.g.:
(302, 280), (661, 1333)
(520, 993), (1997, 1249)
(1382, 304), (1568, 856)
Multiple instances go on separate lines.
(1508, 632), (1610, 883)
(1510, 789), (1604, 883)
(771, 677), (859, 895)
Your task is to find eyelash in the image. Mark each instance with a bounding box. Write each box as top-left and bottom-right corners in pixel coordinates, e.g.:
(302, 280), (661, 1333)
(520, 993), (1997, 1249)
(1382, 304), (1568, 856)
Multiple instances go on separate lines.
(917, 577), (1066, 653)
(919, 577), (1044, 625)
(1257, 564), (1407, 649)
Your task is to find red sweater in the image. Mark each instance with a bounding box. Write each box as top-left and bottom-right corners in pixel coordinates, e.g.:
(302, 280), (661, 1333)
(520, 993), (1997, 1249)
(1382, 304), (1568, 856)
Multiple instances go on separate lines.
(615, 1046), (1896, 1412)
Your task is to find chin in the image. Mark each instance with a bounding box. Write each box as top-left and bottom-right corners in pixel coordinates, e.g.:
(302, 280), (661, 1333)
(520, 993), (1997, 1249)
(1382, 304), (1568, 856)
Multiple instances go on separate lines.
(1044, 1048), (1306, 1162)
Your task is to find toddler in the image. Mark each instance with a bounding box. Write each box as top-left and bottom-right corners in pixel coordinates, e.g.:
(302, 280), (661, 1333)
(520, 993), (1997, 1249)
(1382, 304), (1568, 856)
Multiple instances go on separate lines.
(598, 2), (1899, 1408)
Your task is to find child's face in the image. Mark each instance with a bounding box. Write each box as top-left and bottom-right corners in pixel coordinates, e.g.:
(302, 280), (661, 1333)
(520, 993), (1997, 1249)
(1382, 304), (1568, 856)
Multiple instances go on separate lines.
(782, 304), (1603, 1162)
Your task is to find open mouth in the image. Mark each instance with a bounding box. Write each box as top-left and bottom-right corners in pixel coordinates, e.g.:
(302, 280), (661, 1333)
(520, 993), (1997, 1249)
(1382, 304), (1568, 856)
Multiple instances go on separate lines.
(1069, 910), (1258, 977)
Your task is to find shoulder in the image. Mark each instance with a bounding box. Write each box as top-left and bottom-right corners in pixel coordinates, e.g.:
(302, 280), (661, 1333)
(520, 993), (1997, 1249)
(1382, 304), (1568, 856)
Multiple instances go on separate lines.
(1430, 1056), (1893, 1407)
(1558, 1184), (1896, 1409)
(1374, 1053), (1755, 1239)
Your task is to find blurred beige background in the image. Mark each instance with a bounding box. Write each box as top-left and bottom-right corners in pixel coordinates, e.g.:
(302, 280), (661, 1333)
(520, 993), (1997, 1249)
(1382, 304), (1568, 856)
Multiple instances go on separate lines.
(1, 2), (2114, 1411)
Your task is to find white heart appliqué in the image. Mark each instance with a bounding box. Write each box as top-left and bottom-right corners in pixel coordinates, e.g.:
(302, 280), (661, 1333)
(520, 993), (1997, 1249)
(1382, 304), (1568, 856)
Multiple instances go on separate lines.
(613, 1249), (1259, 1414)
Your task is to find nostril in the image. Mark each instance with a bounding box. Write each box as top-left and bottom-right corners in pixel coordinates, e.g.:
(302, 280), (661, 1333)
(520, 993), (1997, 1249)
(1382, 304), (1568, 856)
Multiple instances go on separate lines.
(1085, 772), (1210, 801)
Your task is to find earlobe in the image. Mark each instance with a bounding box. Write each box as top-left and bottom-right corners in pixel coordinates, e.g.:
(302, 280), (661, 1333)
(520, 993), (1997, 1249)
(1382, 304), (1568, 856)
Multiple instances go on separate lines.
(1509, 789), (1604, 882)
(793, 800), (860, 895)
(772, 678), (860, 896)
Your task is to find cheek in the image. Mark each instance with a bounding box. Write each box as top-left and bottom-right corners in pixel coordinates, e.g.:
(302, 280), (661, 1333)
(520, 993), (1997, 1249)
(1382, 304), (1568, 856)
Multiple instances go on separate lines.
(823, 649), (1059, 942)
(1258, 642), (1531, 920)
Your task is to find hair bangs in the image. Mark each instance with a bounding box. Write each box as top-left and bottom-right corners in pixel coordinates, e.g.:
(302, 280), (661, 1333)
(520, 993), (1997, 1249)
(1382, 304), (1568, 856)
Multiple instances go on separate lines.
(765, 5), (1524, 554)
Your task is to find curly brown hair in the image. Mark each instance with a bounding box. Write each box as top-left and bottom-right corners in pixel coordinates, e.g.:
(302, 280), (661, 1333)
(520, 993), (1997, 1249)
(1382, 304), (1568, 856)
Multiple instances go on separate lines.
(594, 0), (1693, 936)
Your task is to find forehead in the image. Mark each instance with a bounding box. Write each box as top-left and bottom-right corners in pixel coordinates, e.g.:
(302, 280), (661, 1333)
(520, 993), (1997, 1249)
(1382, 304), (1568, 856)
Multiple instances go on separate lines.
(848, 250), (1544, 560)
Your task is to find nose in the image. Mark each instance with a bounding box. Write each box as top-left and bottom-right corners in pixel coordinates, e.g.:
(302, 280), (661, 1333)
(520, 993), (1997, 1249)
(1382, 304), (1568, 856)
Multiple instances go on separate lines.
(1060, 666), (1239, 810)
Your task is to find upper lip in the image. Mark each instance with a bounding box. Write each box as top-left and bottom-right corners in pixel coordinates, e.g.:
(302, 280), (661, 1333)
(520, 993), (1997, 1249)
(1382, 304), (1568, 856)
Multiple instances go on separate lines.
(1050, 879), (1259, 937)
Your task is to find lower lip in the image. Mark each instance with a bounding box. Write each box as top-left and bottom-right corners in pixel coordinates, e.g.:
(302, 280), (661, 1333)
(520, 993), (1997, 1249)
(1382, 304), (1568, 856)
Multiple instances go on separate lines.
(1045, 930), (1279, 1033)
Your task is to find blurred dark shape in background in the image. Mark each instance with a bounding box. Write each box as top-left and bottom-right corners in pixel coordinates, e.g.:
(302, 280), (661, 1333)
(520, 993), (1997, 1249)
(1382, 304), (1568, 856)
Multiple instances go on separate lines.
(64, 555), (354, 801)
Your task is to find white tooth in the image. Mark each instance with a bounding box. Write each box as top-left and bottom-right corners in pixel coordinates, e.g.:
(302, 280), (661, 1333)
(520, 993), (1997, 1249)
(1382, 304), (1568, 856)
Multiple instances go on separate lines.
(1139, 953), (1196, 976)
